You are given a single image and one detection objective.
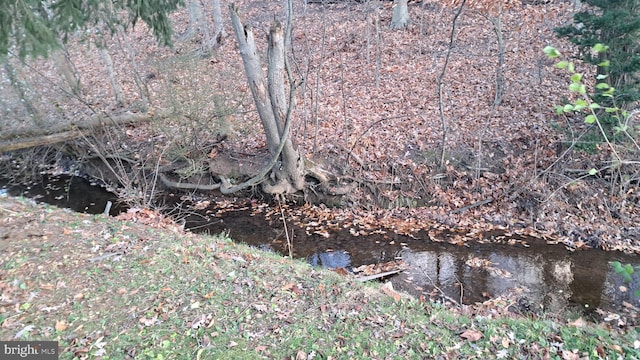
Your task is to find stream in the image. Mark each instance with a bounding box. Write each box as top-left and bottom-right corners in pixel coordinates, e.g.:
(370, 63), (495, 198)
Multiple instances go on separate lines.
(2, 174), (639, 316)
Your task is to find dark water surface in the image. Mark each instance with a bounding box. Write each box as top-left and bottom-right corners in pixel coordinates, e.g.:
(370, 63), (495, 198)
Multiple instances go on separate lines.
(2, 175), (639, 314)
(177, 202), (640, 314)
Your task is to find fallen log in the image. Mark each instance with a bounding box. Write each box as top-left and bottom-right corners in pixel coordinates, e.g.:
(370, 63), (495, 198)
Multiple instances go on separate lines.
(0, 111), (168, 153)
(0, 130), (85, 153)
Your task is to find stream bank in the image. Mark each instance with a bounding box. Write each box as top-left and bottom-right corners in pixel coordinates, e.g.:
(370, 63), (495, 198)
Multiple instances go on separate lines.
(2, 173), (639, 320)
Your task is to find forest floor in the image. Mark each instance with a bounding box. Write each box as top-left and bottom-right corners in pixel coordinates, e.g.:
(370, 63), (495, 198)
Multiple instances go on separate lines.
(1, 0), (638, 253)
(1, 195), (639, 359)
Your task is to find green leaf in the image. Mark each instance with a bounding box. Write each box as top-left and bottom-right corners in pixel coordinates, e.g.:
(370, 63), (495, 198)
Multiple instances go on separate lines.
(569, 83), (586, 94)
(596, 82), (610, 89)
(623, 273), (633, 282)
(589, 103), (601, 109)
(588, 168), (597, 175)
(563, 104), (574, 112)
(623, 264), (634, 275)
(569, 83), (581, 92)
(543, 46), (561, 58)
(596, 74), (608, 80)
(605, 107), (619, 113)
(613, 125), (628, 133)
(570, 73), (583, 83)
(555, 60), (569, 69)
(575, 99), (587, 106)
(585, 114), (596, 124)
(568, 62), (575, 73)
(555, 106), (564, 115)
(597, 60), (610, 67)
(592, 43), (608, 53)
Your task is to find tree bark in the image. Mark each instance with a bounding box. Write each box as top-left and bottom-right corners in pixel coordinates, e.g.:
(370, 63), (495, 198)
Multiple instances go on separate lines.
(0, 111), (165, 143)
(99, 47), (125, 106)
(390, 0), (411, 30)
(230, 5), (282, 156)
(2, 58), (43, 126)
(51, 47), (82, 97)
(0, 130), (84, 153)
(179, 0), (206, 42)
(491, 5), (504, 107)
(229, 4), (305, 194)
(207, 0), (226, 49)
(267, 22), (305, 191)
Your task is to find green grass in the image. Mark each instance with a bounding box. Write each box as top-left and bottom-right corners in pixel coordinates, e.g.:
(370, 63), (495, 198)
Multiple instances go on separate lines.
(0, 196), (639, 359)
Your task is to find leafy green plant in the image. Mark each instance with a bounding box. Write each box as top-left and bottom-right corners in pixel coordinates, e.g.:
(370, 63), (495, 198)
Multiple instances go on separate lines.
(611, 261), (640, 297)
(546, 44), (640, 299)
(544, 44), (639, 176)
(555, 0), (640, 110)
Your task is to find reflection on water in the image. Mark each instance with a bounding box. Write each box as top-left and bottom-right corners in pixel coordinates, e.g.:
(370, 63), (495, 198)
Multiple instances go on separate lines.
(391, 246), (639, 312)
(309, 250), (351, 269)
(168, 196), (640, 313)
(1, 174), (124, 215)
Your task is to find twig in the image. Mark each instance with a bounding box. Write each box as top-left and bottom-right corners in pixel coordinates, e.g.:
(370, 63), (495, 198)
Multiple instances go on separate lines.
(278, 199), (293, 258)
(347, 115), (410, 167)
(448, 197), (494, 215)
(418, 264), (462, 307)
(437, 0), (467, 168)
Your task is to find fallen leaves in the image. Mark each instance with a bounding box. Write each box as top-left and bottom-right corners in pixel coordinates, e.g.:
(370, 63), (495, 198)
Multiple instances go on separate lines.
(380, 282), (402, 302)
(116, 208), (183, 232)
(460, 328), (483, 342)
(55, 320), (68, 331)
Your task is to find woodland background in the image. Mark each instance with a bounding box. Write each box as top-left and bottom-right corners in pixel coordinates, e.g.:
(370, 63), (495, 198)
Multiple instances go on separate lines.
(0, 0), (638, 252)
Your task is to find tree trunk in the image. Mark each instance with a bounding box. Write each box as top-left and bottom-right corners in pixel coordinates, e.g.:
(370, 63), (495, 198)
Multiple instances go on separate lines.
(229, 5), (305, 194)
(2, 58), (43, 126)
(267, 22), (305, 191)
(51, 47), (82, 96)
(0, 111), (163, 152)
(207, 0), (226, 49)
(99, 47), (125, 106)
(390, 0), (411, 30)
(491, 6), (504, 107)
(179, 0), (207, 42)
(117, 25), (150, 108)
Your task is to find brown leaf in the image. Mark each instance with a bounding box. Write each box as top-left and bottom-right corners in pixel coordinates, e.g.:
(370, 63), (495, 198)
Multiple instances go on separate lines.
(561, 350), (580, 360)
(55, 320), (67, 331)
(460, 329), (483, 342)
(282, 283), (301, 295)
(380, 282), (401, 302)
(567, 317), (587, 328)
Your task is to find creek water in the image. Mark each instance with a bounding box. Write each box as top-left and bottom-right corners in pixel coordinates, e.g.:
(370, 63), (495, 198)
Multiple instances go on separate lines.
(2, 175), (639, 315)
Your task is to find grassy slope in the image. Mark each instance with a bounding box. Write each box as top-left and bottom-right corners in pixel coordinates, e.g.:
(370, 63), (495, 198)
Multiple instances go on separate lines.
(0, 196), (638, 359)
